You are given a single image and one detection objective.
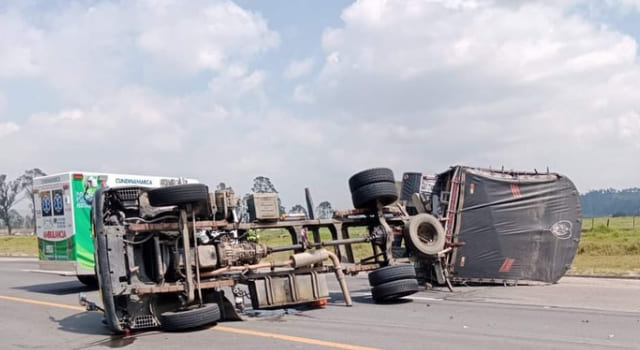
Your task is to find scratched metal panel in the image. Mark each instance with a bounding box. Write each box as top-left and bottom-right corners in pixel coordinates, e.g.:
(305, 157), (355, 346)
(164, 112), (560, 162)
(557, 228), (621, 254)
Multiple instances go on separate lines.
(249, 273), (329, 309)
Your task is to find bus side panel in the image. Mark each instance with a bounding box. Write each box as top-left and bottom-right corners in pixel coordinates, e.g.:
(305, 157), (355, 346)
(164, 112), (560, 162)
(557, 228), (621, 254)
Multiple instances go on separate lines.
(72, 175), (96, 275)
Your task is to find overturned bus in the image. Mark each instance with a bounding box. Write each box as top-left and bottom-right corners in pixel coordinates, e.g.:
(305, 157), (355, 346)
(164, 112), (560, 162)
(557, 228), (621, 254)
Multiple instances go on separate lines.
(90, 166), (581, 333)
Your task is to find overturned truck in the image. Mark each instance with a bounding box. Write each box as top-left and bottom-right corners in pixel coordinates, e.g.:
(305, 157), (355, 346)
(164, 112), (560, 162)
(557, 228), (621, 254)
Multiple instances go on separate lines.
(92, 166), (581, 333)
(403, 166), (582, 285)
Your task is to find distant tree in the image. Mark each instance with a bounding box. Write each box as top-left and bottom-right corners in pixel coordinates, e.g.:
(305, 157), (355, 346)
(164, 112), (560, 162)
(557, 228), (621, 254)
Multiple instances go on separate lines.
(9, 210), (25, 229)
(316, 201), (334, 219)
(0, 175), (25, 235)
(216, 182), (233, 192)
(289, 204), (308, 217)
(251, 176), (278, 193)
(581, 188), (640, 217)
(18, 168), (46, 234)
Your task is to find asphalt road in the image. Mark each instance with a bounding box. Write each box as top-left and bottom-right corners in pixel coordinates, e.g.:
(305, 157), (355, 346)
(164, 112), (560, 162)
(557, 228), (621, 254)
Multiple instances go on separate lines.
(0, 258), (639, 350)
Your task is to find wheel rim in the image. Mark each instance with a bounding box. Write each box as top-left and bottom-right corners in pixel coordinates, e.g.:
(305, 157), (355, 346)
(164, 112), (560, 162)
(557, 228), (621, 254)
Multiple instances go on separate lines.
(416, 222), (437, 247)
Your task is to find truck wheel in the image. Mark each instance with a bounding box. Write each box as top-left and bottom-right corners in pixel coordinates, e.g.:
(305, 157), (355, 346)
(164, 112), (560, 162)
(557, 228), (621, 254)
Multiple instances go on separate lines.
(76, 274), (98, 288)
(351, 182), (398, 209)
(160, 303), (221, 331)
(148, 184), (210, 207)
(348, 168), (395, 192)
(404, 214), (445, 256)
(368, 264), (416, 287)
(371, 279), (419, 302)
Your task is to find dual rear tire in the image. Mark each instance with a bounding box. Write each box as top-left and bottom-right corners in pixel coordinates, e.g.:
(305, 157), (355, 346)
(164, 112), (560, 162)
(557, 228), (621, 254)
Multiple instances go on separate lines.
(147, 183), (212, 217)
(368, 264), (419, 303)
(349, 168), (398, 209)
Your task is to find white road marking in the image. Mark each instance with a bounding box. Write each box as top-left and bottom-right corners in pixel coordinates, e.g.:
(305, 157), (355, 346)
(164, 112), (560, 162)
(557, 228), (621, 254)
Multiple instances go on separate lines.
(406, 295), (441, 301)
(21, 269), (76, 276)
(330, 290), (442, 301)
(0, 257), (38, 262)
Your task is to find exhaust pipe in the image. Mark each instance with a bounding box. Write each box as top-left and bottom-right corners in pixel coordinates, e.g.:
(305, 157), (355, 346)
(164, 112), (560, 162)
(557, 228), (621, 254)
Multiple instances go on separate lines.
(291, 249), (352, 307)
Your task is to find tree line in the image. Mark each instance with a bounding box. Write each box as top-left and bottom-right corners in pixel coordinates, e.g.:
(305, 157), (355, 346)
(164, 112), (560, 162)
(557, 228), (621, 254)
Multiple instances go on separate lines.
(581, 188), (640, 217)
(4, 168), (638, 234)
(0, 168), (46, 235)
(0, 171), (335, 236)
(237, 176), (334, 220)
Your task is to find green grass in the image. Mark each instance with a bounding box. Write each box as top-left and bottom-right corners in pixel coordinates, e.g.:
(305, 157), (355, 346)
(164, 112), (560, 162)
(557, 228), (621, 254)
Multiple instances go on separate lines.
(570, 255), (640, 276)
(581, 216), (639, 231)
(569, 219), (640, 276)
(0, 235), (38, 256)
(255, 227), (376, 264)
(576, 225), (640, 256)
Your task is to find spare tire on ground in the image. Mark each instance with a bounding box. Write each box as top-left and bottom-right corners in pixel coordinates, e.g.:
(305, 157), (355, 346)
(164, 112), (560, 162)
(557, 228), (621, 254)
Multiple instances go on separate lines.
(371, 278), (419, 303)
(160, 303), (221, 331)
(368, 264), (417, 287)
(404, 213), (446, 256)
(148, 184), (210, 207)
(348, 168), (395, 192)
(351, 182), (398, 209)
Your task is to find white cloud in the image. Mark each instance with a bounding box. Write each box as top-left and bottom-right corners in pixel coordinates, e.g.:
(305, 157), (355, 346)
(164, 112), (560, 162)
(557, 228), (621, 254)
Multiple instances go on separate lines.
(3, 0), (640, 209)
(283, 58), (315, 79)
(0, 1), (279, 103)
(303, 0), (640, 193)
(137, 0), (279, 73)
(293, 85), (314, 103)
(208, 65), (267, 101)
(604, 0), (640, 11)
(0, 122), (20, 139)
(0, 86), (191, 173)
(0, 13), (43, 78)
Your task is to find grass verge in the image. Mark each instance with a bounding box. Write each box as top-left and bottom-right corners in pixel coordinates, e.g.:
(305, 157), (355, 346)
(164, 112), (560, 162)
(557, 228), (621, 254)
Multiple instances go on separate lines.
(569, 255), (640, 277)
(569, 224), (640, 276)
(0, 235), (38, 256)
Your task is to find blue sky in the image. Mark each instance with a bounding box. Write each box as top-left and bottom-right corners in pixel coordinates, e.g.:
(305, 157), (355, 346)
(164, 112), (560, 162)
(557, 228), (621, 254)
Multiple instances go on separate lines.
(1, 0), (640, 209)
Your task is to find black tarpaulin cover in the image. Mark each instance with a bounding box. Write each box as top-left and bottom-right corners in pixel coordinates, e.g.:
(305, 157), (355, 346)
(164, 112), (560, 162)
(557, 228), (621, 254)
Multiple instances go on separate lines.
(451, 168), (582, 283)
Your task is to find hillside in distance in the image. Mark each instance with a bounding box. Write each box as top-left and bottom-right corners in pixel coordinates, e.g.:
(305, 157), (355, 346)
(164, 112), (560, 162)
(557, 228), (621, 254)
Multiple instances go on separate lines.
(581, 188), (640, 217)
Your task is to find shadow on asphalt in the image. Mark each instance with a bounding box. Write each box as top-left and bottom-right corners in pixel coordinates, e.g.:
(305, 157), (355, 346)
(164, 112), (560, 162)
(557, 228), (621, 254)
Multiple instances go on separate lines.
(49, 312), (145, 348)
(13, 280), (97, 295)
(49, 311), (111, 336)
(328, 291), (413, 305)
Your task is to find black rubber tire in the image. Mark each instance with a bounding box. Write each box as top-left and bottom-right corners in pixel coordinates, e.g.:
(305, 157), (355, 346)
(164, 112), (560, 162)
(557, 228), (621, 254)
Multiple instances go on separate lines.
(371, 278), (419, 302)
(160, 303), (221, 331)
(348, 168), (395, 192)
(148, 184), (210, 207)
(404, 213), (445, 256)
(368, 264), (416, 287)
(77, 274), (98, 288)
(351, 182), (398, 209)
